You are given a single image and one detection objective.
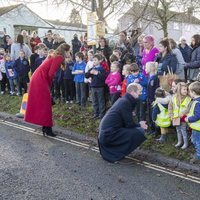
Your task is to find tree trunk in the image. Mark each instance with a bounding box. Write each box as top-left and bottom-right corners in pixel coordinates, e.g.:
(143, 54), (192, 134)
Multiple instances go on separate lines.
(162, 23), (168, 37)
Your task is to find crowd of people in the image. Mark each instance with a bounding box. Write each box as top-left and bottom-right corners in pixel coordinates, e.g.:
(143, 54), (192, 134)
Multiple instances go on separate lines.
(0, 29), (200, 164)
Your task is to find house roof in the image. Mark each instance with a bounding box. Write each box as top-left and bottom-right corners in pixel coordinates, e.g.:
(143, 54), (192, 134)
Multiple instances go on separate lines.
(46, 19), (87, 29)
(0, 4), (22, 16)
(120, 3), (200, 25)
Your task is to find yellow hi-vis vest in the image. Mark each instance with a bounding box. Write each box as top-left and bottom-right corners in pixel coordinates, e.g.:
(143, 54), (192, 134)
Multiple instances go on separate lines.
(172, 96), (191, 118)
(188, 100), (200, 131)
(155, 103), (171, 128)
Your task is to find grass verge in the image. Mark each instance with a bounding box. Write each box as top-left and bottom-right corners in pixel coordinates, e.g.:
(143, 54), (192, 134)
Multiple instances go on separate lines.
(0, 94), (194, 161)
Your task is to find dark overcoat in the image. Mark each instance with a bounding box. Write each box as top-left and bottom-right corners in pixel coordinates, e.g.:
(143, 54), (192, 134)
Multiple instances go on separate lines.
(98, 93), (146, 162)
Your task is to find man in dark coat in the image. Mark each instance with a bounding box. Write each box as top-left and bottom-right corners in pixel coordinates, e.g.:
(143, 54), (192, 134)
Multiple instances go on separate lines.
(98, 83), (147, 163)
(71, 34), (81, 59)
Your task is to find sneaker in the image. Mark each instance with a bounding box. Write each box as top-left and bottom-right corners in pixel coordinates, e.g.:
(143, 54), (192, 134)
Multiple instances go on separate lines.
(66, 101), (69, 104)
(70, 100), (73, 104)
(1, 91), (5, 95)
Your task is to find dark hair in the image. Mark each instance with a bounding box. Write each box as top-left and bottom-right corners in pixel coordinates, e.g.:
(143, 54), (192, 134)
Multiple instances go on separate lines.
(169, 38), (177, 49)
(155, 88), (166, 98)
(93, 53), (102, 61)
(191, 34), (200, 48)
(109, 54), (118, 63)
(130, 63), (139, 72)
(120, 31), (127, 37)
(123, 53), (136, 63)
(159, 38), (171, 54)
(34, 45), (40, 51)
(75, 52), (84, 60)
(55, 43), (70, 57)
(99, 37), (108, 46)
(17, 34), (24, 45)
(87, 50), (94, 55)
(3, 35), (11, 43)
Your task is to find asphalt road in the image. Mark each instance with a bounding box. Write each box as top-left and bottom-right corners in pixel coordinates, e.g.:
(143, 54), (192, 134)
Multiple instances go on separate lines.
(0, 123), (199, 200)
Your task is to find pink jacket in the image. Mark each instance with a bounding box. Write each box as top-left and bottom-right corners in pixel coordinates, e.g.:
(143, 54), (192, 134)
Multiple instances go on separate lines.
(105, 72), (121, 94)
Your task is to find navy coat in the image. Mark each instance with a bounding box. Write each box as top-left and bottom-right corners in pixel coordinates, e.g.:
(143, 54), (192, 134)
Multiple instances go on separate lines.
(98, 93), (146, 162)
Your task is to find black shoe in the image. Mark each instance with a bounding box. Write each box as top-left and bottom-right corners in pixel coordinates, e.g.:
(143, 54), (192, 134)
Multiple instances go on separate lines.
(42, 126), (57, 137)
(114, 158), (134, 165)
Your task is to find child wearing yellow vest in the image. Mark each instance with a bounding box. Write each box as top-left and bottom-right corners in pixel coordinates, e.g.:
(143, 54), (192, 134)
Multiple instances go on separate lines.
(168, 82), (191, 149)
(152, 88), (171, 142)
(185, 81), (200, 164)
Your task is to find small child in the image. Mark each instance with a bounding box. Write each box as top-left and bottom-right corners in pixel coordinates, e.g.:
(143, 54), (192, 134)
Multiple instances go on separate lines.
(168, 82), (191, 149)
(146, 62), (160, 134)
(127, 63), (147, 121)
(34, 47), (47, 73)
(152, 88), (171, 142)
(5, 54), (17, 95)
(30, 45), (39, 74)
(121, 64), (133, 97)
(186, 81), (200, 164)
(85, 54), (107, 119)
(85, 50), (94, 84)
(105, 61), (121, 105)
(72, 52), (86, 107)
(13, 50), (30, 96)
(63, 53), (75, 103)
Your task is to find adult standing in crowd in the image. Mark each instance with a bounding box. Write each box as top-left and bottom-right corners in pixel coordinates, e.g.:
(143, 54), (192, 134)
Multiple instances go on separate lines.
(178, 36), (192, 81)
(97, 37), (112, 65)
(21, 30), (31, 49)
(141, 35), (159, 76)
(30, 31), (41, 52)
(98, 83), (147, 163)
(115, 31), (133, 62)
(43, 30), (54, 49)
(10, 34), (32, 60)
(156, 38), (177, 76)
(25, 43), (71, 137)
(71, 34), (82, 59)
(169, 38), (185, 80)
(3, 35), (12, 54)
(184, 34), (200, 81)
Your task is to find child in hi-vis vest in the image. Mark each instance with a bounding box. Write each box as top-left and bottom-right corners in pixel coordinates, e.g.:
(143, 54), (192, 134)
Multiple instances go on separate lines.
(168, 82), (191, 149)
(186, 81), (200, 164)
(152, 88), (171, 142)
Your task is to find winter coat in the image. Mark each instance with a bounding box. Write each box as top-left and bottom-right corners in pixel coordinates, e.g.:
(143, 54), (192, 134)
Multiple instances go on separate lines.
(98, 93), (146, 162)
(30, 37), (42, 52)
(63, 61), (74, 80)
(156, 53), (178, 75)
(34, 56), (46, 73)
(13, 58), (30, 77)
(11, 43), (32, 60)
(5, 61), (17, 79)
(24, 55), (64, 127)
(105, 72), (121, 94)
(178, 44), (192, 63)
(97, 45), (112, 63)
(72, 38), (82, 56)
(185, 45), (200, 81)
(172, 48), (185, 80)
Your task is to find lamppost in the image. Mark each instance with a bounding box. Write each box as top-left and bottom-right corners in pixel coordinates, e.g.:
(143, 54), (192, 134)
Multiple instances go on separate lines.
(91, 0), (96, 53)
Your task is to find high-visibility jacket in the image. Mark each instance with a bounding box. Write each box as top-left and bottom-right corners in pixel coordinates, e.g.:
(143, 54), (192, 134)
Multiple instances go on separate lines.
(188, 100), (200, 131)
(155, 103), (171, 128)
(172, 96), (191, 118)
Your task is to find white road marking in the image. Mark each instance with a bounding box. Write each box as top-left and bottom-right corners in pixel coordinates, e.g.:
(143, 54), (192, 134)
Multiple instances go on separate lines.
(0, 120), (200, 184)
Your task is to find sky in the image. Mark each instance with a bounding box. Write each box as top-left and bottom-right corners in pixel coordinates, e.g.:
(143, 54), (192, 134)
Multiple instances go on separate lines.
(0, 0), (120, 29)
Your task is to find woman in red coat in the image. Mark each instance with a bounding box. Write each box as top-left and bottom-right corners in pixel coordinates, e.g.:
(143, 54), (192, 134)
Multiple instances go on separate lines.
(30, 31), (42, 52)
(25, 43), (70, 137)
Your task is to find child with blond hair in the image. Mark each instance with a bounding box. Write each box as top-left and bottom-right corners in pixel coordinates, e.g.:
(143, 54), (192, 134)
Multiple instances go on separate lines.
(168, 82), (191, 149)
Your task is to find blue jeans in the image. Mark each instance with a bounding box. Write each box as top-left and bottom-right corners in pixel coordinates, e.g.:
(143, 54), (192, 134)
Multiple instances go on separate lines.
(9, 78), (17, 93)
(191, 130), (200, 159)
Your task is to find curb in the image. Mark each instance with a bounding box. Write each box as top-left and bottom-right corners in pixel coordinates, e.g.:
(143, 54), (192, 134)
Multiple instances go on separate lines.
(0, 112), (199, 176)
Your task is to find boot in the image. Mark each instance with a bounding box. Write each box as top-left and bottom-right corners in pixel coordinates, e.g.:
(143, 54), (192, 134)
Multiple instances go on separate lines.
(181, 133), (188, 150)
(156, 134), (167, 142)
(43, 126), (57, 137)
(175, 131), (183, 148)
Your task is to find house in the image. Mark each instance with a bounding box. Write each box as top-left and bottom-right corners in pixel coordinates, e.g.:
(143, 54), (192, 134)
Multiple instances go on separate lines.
(118, 3), (200, 44)
(0, 4), (87, 45)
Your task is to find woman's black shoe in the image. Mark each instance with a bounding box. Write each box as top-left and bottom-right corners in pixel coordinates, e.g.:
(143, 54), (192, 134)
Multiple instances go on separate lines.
(42, 126), (57, 137)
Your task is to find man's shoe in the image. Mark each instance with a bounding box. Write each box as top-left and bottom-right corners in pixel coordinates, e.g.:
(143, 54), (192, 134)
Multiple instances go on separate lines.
(115, 158), (134, 165)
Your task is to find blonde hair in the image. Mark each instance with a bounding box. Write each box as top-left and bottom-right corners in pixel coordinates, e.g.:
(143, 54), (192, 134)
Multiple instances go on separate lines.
(123, 64), (134, 74)
(145, 62), (157, 73)
(127, 83), (142, 93)
(189, 81), (200, 95)
(175, 82), (188, 103)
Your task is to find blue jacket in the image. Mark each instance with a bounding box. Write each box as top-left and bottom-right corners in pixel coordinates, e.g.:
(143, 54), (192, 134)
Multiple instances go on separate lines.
(156, 53), (177, 75)
(5, 61), (17, 79)
(34, 56), (46, 73)
(72, 61), (86, 83)
(13, 58), (30, 77)
(54, 68), (64, 83)
(127, 73), (147, 101)
(63, 61), (74, 80)
(188, 97), (200, 123)
(178, 44), (192, 63)
(147, 74), (160, 104)
(85, 65), (106, 87)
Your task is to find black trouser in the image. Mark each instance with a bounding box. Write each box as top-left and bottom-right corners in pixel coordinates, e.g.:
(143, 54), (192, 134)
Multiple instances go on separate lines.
(53, 79), (65, 100)
(75, 82), (86, 107)
(0, 73), (10, 92)
(17, 75), (28, 94)
(110, 92), (120, 105)
(136, 99), (147, 122)
(64, 79), (75, 101)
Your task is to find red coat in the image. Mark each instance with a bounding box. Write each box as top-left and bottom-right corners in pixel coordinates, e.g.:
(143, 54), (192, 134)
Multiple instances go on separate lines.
(30, 37), (41, 52)
(24, 55), (64, 127)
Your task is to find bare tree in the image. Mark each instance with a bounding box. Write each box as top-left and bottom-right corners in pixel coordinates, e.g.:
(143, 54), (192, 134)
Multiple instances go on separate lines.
(69, 8), (82, 24)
